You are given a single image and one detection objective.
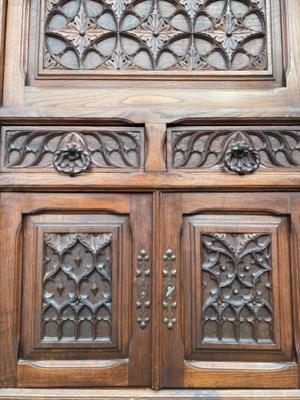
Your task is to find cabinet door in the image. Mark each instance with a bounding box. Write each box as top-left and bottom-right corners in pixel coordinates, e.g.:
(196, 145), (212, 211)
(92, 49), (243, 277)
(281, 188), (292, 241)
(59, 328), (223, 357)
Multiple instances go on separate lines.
(159, 193), (298, 389)
(0, 193), (152, 388)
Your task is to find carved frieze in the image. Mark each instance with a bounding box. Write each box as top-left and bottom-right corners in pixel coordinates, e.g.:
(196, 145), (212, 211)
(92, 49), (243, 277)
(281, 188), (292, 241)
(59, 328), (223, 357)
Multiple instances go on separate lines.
(43, 0), (268, 71)
(3, 127), (144, 172)
(169, 128), (300, 173)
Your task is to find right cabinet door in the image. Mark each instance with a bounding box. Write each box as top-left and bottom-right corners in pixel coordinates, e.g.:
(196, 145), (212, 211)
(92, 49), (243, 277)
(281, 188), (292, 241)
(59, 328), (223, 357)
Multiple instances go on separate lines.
(159, 193), (300, 389)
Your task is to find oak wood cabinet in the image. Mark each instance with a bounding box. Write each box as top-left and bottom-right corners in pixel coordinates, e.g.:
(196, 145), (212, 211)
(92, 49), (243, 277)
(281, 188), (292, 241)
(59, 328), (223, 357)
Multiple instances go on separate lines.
(1, 0), (300, 399)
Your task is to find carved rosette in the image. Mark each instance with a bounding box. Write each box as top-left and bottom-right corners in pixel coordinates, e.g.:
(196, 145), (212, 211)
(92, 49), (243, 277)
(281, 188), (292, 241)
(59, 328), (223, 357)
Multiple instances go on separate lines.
(136, 249), (151, 329)
(162, 249), (176, 330)
(53, 132), (92, 176)
(224, 140), (260, 175)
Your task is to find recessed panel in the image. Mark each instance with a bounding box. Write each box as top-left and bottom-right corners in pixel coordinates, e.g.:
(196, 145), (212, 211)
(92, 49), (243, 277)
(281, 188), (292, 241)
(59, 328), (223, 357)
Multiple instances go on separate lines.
(182, 214), (293, 362)
(21, 213), (130, 360)
(28, 0), (284, 83)
(1, 126), (144, 174)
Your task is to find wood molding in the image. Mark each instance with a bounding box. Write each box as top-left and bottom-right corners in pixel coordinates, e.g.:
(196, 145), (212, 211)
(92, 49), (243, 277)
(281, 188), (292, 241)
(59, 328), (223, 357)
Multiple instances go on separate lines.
(0, 389), (300, 399)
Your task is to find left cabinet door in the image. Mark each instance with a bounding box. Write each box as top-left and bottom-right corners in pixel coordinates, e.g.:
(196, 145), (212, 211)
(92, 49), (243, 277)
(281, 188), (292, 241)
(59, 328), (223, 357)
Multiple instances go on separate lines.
(0, 193), (153, 388)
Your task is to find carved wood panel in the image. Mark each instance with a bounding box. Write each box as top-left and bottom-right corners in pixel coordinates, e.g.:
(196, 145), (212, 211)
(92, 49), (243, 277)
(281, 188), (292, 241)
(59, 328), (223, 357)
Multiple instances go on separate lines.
(201, 232), (273, 344)
(42, 232), (113, 343)
(181, 212), (293, 362)
(43, 0), (268, 71)
(1, 126), (144, 173)
(21, 212), (131, 360)
(168, 127), (300, 174)
(29, 0), (284, 82)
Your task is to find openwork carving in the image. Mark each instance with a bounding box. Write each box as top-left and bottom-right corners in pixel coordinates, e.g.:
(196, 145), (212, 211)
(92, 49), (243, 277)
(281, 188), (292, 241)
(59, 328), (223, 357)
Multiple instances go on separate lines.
(5, 128), (142, 171)
(201, 232), (274, 344)
(162, 249), (176, 330)
(136, 249), (151, 329)
(53, 132), (92, 175)
(170, 129), (300, 172)
(44, 0), (267, 71)
(42, 232), (113, 342)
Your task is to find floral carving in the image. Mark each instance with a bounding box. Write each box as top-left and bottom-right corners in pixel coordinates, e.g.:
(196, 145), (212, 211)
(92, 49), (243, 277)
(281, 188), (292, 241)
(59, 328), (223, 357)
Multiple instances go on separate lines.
(201, 232), (274, 344)
(42, 232), (113, 342)
(170, 129), (300, 172)
(5, 128), (142, 171)
(224, 140), (260, 175)
(53, 132), (92, 176)
(44, 0), (267, 71)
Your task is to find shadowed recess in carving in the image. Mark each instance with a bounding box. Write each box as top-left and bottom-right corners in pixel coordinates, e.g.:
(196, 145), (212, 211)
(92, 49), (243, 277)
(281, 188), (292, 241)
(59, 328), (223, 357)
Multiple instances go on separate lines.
(201, 232), (274, 344)
(44, 0), (267, 71)
(42, 232), (113, 342)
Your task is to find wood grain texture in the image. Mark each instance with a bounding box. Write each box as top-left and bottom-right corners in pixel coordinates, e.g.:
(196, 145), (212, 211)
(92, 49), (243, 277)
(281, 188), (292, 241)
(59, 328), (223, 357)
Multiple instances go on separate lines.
(1, 0), (300, 393)
(0, 0), (6, 105)
(0, 389), (300, 399)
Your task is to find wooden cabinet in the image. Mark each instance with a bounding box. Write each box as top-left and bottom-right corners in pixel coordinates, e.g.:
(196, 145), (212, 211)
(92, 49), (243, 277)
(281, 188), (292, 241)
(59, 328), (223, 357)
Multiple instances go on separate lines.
(1, 0), (300, 398)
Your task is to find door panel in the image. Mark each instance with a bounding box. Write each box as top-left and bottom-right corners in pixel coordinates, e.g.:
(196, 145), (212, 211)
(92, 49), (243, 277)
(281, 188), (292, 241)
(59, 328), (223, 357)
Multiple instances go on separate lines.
(0, 193), (152, 388)
(159, 193), (298, 389)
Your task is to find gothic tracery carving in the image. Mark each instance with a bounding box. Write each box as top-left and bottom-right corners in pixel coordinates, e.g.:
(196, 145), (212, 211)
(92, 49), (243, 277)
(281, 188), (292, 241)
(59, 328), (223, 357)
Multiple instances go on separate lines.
(170, 129), (300, 172)
(44, 0), (267, 71)
(5, 129), (142, 171)
(42, 232), (113, 342)
(201, 232), (274, 344)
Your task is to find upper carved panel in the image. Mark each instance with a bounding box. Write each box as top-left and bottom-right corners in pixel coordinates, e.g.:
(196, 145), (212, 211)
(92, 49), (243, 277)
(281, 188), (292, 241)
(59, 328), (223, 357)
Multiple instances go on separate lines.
(2, 127), (144, 173)
(43, 0), (268, 71)
(169, 128), (300, 174)
(42, 232), (113, 342)
(201, 232), (274, 344)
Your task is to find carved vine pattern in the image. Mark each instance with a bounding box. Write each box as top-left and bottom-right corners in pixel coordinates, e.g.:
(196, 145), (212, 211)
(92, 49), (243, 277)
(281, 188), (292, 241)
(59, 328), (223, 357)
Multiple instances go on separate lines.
(136, 249), (151, 329)
(162, 249), (176, 330)
(44, 0), (267, 71)
(5, 129), (142, 170)
(201, 233), (274, 344)
(42, 232), (113, 342)
(171, 129), (300, 172)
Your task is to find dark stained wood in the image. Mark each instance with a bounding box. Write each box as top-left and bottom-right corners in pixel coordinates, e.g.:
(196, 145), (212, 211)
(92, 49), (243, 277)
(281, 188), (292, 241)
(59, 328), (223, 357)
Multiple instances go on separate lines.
(159, 193), (297, 388)
(1, 0), (300, 397)
(0, 193), (152, 388)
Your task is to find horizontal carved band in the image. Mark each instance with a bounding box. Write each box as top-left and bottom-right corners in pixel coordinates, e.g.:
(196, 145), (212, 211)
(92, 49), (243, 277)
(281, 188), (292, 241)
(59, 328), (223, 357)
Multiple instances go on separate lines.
(168, 128), (300, 173)
(3, 127), (144, 173)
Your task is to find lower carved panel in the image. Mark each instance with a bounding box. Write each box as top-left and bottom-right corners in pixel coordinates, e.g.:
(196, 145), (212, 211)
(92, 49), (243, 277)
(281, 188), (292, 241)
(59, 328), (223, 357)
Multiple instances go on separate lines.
(42, 232), (113, 343)
(201, 232), (274, 344)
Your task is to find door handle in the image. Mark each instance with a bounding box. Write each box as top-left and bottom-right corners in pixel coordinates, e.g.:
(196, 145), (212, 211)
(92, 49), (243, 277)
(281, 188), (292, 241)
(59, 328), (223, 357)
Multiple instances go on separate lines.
(136, 249), (151, 329)
(163, 249), (176, 330)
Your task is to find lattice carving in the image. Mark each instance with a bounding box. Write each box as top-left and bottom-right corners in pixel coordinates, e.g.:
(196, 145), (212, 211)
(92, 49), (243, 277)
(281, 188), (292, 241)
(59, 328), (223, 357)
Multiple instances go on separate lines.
(42, 232), (113, 342)
(170, 129), (300, 171)
(43, 0), (267, 71)
(5, 129), (142, 170)
(201, 232), (274, 344)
